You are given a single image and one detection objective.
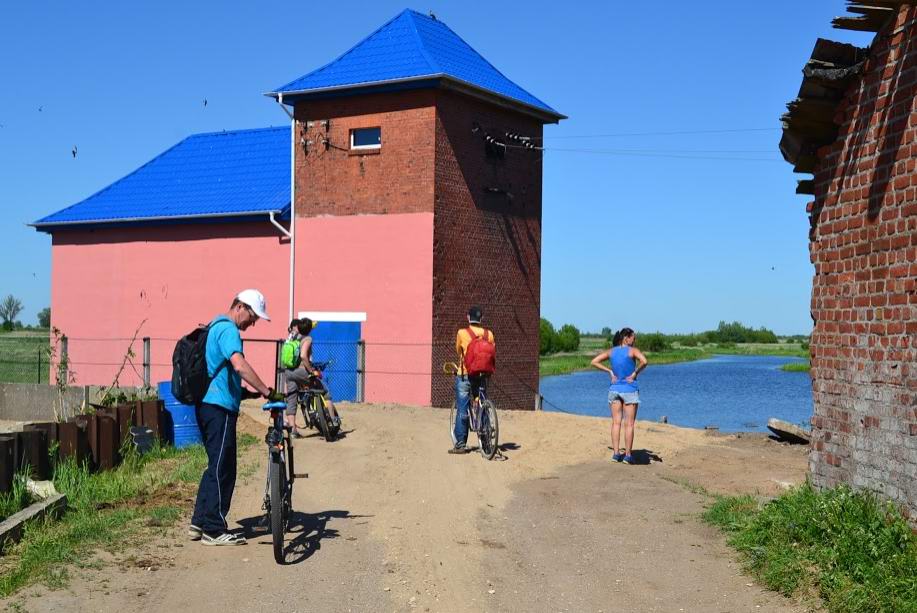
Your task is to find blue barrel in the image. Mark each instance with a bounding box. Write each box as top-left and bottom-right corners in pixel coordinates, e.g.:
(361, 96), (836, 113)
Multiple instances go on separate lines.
(157, 381), (202, 448)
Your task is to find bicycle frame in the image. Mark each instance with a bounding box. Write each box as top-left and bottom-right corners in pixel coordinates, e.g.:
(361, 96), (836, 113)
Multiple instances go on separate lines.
(467, 376), (488, 434)
(263, 404), (294, 510)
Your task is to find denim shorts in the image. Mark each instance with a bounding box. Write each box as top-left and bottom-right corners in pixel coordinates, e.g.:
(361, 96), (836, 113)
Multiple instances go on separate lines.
(608, 390), (640, 405)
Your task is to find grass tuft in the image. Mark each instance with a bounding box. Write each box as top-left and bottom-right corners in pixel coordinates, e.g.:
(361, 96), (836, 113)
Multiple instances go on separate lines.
(704, 483), (917, 612)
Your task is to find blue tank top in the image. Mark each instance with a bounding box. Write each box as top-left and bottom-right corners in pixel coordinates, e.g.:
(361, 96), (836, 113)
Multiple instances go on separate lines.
(609, 346), (638, 393)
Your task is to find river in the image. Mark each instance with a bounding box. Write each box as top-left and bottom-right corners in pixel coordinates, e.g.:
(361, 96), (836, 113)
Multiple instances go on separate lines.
(539, 354), (812, 433)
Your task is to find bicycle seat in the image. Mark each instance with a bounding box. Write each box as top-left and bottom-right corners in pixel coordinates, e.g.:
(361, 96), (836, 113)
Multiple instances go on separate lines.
(262, 401), (287, 411)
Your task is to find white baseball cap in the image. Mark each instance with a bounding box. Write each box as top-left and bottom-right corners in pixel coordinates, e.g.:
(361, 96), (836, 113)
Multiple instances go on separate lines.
(236, 289), (271, 321)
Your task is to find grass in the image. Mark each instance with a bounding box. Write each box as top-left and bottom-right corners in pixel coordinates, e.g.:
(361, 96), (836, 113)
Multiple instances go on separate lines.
(0, 432), (258, 597)
(704, 483), (917, 613)
(781, 360), (811, 372)
(0, 331), (50, 384)
(540, 338), (810, 376)
(0, 472), (35, 522)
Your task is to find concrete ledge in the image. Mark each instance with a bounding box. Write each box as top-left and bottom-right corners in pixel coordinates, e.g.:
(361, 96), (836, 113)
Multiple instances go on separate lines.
(0, 493), (67, 552)
(0, 383), (141, 422)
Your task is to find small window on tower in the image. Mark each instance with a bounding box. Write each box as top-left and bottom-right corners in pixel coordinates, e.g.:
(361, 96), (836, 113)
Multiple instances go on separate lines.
(351, 127), (382, 150)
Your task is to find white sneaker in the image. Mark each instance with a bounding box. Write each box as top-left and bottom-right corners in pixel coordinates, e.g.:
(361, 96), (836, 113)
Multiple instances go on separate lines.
(188, 525), (202, 540)
(201, 532), (247, 546)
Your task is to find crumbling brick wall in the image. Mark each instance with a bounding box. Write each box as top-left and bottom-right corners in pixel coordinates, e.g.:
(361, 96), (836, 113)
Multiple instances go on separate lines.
(808, 6), (917, 519)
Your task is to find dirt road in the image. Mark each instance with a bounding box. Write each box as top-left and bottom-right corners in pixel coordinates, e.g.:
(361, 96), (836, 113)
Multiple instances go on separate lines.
(7, 403), (809, 612)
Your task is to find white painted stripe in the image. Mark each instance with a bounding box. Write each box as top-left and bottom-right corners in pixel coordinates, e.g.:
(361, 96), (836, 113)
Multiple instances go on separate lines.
(297, 311), (367, 322)
(215, 412), (229, 530)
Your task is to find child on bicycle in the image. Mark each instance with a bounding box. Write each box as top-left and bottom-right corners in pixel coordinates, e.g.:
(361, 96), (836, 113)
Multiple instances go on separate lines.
(283, 318), (341, 435)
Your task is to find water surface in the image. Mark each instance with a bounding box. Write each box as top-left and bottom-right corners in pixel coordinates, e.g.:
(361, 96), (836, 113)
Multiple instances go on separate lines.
(539, 354), (812, 432)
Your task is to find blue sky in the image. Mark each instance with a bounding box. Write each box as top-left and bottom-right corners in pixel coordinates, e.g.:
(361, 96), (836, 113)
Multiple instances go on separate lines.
(0, 1), (872, 334)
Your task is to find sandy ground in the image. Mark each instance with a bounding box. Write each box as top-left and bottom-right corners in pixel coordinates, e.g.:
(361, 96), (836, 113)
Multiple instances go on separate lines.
(3, 402), (809, 612)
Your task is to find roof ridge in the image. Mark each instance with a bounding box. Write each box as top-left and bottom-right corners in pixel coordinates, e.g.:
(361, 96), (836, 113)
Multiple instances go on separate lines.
(273, 9), (415, 93)
(405, 9), (440, 75)
(431, 17), (557, 113)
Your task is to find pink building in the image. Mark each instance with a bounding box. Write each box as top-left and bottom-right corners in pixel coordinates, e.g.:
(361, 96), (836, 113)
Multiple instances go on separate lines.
(34, 10), (563, 407)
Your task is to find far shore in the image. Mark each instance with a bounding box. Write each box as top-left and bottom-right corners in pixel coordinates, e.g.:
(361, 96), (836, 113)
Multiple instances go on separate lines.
(540, 339), (810, 377)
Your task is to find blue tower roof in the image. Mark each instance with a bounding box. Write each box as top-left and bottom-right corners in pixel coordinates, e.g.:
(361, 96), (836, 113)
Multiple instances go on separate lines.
(269, 9), (564, 122)
(33, 127), (290, 231)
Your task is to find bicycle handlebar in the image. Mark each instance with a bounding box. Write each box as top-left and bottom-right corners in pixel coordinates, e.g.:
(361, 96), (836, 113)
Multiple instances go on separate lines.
(262, 400), (287, 411)
(442, 362), (459, 375)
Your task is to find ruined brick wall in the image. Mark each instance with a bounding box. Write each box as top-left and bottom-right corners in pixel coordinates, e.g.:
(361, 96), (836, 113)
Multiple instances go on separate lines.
(809, 6), (917, 518)
(293, 90), (436, 217)
(431, 91), (544, 409)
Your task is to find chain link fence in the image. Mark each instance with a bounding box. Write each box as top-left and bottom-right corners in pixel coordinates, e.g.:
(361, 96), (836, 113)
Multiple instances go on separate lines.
(0, 335), (51, 384)
(1, 334), (544, 409)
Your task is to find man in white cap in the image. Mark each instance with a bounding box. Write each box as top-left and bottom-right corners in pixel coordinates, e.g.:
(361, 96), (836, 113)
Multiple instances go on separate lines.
(190, 289), (274, 546)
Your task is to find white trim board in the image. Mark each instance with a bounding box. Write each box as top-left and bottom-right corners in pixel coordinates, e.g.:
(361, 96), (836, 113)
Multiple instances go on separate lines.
(298, 311), (367, 322)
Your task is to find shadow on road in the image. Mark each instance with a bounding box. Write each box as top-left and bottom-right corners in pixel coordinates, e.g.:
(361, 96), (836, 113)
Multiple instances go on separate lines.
(236, 509), (368, 565)
(605, 447), (663, 465)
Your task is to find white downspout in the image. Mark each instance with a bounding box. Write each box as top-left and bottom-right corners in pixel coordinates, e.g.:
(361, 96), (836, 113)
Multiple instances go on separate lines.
(273, 93), (296, 324)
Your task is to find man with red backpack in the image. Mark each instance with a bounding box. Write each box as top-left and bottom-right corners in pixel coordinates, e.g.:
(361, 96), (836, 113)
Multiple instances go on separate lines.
(450, 306), (496, 454)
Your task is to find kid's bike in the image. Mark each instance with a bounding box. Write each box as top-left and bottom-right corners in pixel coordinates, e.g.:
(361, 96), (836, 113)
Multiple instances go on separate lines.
(295, 361), (340, 442)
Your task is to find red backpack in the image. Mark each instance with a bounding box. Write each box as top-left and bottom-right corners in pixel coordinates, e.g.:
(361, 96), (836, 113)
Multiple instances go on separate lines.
(463, 327), (496, 375)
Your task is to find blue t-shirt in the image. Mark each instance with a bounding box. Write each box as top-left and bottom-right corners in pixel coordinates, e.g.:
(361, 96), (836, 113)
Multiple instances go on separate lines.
(609, 346), (639, 394)
(202, 316), (243, 412)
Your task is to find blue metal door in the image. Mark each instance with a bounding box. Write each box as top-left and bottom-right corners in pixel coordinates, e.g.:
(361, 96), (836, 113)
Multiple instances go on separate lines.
(309, 321), (361, 401)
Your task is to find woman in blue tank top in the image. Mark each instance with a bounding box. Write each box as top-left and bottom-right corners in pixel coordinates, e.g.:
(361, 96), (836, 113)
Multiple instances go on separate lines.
(590, 327), (648, 464)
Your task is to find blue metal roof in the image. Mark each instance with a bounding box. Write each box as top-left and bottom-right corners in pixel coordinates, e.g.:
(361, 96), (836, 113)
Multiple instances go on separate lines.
(33, 127), (290, 231)
(270, 9), (563, 121)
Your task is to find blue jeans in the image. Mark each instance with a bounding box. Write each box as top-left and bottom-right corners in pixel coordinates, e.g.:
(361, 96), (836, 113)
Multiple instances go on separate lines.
(453, 376), (471, 447)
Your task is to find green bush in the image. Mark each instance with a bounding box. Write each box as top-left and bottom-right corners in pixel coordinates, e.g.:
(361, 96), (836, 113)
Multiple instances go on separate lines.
(708, 321), (779, 344)
(539, 318), (556, 355)
(556, 324), (581, 352)
(635, 332), (670, 352)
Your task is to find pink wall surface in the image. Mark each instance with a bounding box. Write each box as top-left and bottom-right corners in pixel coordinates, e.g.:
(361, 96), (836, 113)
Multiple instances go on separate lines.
(51, 223), (291, 390)
(294, 212), (434, 405)
(50, 213), (434, 405)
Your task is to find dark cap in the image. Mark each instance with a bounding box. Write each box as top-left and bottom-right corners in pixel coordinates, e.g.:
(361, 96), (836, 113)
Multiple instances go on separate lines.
(467, 306), (483, 323)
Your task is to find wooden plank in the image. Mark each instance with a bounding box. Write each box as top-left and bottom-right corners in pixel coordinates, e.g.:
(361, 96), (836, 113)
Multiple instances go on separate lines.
(832, 15), (885, 31)
(0, 493), (67, 553)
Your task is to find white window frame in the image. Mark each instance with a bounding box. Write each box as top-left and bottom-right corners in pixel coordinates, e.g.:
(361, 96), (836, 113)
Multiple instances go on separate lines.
(350, 127), (382, 150)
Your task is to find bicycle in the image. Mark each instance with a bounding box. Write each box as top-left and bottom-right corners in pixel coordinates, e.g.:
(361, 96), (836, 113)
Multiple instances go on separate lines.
(295, 361), (340, 442)
(262, 399), (297, 564)
(443, 362), (499, 460)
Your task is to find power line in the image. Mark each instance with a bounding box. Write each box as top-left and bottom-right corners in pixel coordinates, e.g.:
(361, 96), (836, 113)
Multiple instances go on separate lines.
(540, 127), (781, 140)
(504, 142), (782, 162)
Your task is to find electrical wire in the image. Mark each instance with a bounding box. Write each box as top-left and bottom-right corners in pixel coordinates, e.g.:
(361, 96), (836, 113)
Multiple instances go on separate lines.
(538, 127), (782, 140)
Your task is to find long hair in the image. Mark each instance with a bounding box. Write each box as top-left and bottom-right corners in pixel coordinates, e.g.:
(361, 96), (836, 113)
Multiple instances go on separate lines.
(614, 327), (635, 347)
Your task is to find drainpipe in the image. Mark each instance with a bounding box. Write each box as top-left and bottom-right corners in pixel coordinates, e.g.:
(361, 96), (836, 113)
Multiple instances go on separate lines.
(273, 93), (296, 323)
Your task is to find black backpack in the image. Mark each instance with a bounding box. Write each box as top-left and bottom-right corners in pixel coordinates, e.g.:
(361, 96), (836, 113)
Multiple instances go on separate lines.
(171, 322), (216, 405)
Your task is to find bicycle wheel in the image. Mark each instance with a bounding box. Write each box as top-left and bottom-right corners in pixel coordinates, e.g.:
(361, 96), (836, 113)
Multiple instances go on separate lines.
(449, 401), (457, 445)
(296, 395), (313, 430)
(312, 395), (332, 442)
(479, 400), (499, 460)
(269, 455), (286, 564)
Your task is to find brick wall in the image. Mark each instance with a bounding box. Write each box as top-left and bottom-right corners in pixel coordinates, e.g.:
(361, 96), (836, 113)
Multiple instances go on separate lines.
(808, 5), (917, 519)
(293, 91), (436, 217)
(431, 91), (544, 409)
